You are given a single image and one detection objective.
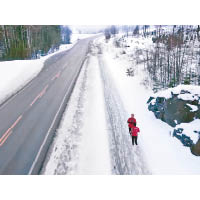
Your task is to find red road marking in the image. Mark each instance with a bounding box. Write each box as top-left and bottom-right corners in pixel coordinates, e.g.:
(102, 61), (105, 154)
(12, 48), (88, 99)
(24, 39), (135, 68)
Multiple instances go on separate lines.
(51, 71), (61, 81)
(0, 130), (12, 146)
(30, 93), (41, 106)
(30, 85), (48, 106)
(39, 85), (48, 98)
(51, 75), (56, 81)
(0, 115), (22, 146)
(56, 71), (61, 78)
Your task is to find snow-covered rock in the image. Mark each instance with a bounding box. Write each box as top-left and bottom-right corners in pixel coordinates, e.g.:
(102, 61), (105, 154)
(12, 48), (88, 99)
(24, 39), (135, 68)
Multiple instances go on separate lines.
(147, 85), (200, 156)
(191, 139), (200, 156)
(147, 85), (200, 127)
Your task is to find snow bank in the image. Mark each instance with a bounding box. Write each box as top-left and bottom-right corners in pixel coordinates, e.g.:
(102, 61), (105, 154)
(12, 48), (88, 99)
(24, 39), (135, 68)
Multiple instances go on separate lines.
(0, 59), (44, 105)
(152, 85), (200, 101)
(175, 119), (200, 143)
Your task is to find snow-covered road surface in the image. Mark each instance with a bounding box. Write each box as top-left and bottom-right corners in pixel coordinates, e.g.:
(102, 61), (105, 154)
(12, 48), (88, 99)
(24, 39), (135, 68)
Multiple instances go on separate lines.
(43, 46), (112, 174)
(42, 39), (151, 175)
(43, 35), (200, 175)
(97, 45), (151, 175)
(76, 55), (111, 174)
(97, 36), (200, 174)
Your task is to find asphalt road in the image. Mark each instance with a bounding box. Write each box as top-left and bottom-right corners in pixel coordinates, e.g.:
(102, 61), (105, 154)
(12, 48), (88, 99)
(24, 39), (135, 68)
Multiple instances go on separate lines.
(0, 37), (95, 174)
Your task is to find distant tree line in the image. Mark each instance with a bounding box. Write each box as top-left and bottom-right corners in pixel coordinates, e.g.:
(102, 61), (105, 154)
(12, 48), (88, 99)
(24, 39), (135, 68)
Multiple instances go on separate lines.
(104, 25), (118, 40)
(0, 25), (72, 61)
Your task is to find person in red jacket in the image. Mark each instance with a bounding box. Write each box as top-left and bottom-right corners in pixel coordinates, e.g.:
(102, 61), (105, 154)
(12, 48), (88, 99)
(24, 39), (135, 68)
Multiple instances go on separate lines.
(127, 114), (136, 134)
(131, 126), (140, 145)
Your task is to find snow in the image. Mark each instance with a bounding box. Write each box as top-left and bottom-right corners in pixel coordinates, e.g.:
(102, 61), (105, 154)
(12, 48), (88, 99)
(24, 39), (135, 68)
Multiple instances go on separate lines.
(186, 103), (198, 112)
(178, 93), (199, 101)
(76, 55), (111, 174)
(70, 33), (97, 43)
(152, 84), (200, 101)
(0, 59), (44, 105)
(175, 119), (200, 143)
(0, 34), (95, 105)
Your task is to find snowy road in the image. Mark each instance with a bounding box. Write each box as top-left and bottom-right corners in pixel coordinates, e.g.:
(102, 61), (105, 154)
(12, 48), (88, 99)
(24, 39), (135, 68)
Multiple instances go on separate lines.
(43, 35), (200, 175)
(43, 39), (151, 175)
(0, 37), (96, 174)
(97, 44), (151, 174)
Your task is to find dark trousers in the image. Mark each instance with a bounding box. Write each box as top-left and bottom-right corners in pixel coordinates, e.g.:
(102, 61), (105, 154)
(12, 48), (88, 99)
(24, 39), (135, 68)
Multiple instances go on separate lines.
(132, 136), (138, 145)
(129, 127), (131, 134)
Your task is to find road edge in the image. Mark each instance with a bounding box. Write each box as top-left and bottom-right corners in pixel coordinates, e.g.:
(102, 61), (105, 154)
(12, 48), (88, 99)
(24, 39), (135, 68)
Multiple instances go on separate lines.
(28, 47), (90, 175)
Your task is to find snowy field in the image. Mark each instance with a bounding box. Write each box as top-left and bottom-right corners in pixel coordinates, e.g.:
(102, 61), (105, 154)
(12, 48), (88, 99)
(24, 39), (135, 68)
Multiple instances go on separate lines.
(0, 33), (95, 106)
(43, 35), (200, 175)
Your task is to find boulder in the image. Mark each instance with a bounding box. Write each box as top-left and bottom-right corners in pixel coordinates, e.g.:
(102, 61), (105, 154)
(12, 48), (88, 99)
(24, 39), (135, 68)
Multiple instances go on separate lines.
(173, 128), (194, 147)
(147, 92), (200, 127)
(191, 139), (200, 156)
(147, 85), (200, 156)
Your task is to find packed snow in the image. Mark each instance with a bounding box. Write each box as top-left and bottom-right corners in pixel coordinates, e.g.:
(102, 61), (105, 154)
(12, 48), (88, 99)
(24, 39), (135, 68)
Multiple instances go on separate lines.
(175, 120), (200, 143)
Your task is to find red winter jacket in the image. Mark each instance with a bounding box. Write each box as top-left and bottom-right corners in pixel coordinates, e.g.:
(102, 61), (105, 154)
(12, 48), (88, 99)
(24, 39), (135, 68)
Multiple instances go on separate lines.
(127, 117), (136, 128)
(131, 127), (140, 136)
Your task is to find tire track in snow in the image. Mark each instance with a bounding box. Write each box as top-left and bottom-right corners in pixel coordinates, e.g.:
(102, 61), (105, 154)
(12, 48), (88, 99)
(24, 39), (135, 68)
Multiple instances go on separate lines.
(96, 43), (151, 175)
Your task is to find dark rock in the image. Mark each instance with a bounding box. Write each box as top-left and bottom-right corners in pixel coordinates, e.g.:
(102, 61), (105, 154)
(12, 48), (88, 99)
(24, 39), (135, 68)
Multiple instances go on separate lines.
(156, 97), (166, 104)
(171, 91), (178, 98)
(173, 129), (194, 147)
(180, 90), (191, 94)
(147, 87), (200, 155)
(147, 97), (154, 104)
(191, 139), (200, 156)
(147, 91), (200, 127)
(155, 111), (163, 119)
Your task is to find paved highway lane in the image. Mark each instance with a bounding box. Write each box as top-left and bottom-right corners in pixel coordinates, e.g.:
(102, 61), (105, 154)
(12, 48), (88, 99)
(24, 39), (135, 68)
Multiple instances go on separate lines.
(0, 37), (95, 174)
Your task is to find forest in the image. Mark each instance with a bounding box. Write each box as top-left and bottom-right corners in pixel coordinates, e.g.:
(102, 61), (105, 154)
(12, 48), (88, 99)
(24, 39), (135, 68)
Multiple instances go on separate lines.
(0, 25), (72, 61)
(143, 25), (200, 89)
(106, 25), (200, 90)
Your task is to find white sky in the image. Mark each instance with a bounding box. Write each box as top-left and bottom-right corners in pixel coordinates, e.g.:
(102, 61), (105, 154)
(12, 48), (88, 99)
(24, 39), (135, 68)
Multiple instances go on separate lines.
(0, 0), (199, 25)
